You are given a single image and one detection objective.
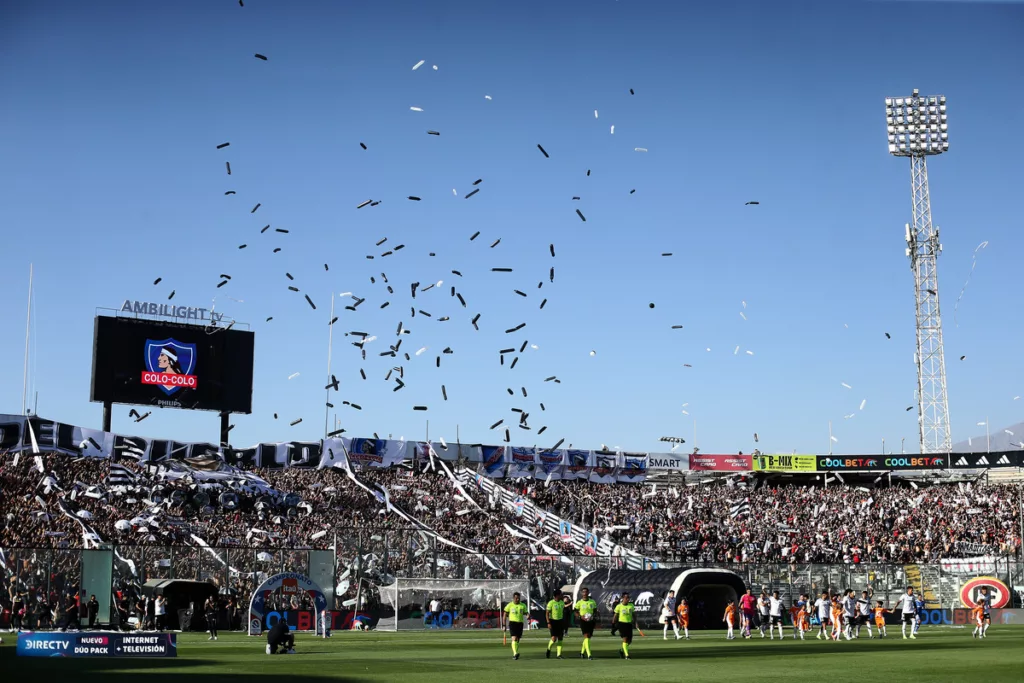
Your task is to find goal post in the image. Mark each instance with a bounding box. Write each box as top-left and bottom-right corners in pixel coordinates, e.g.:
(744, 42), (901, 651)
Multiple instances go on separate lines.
(377, 578), (530, 631)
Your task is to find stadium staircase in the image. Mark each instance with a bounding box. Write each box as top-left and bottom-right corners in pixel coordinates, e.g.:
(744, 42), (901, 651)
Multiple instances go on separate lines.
(904, 564), (942, 609)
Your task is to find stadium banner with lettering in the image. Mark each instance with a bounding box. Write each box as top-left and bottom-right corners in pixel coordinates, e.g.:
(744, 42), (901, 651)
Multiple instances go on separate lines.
(562, 449), (594, 479)
(507, 446), (536, 478)
(939, 556), (999, 575)
(617, 452), (648, 483)
(17, 631), (176, 658)
(647, 454), (689, 471)
(476, 445), (507, 478)
(949, 452), (1022, 469)
(589, 451), (619, 483)
(689, 454), (753, 471)
(536, 448), (566, 480)
(345, 438), (409, 469)
(816, 455), (948, 471)
(753, 454), (818, 472)
(4, 414), (1019, 478)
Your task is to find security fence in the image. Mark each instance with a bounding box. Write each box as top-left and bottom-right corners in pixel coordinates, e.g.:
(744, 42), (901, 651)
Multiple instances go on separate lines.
(3, 534), (1021, 631)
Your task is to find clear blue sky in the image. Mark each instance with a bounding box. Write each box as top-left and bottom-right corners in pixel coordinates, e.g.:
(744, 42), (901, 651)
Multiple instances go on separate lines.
(1, 0), (1021, 455)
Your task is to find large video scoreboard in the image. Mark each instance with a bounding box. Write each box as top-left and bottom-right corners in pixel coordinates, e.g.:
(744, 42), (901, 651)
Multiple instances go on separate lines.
(90, 316), (254, 414)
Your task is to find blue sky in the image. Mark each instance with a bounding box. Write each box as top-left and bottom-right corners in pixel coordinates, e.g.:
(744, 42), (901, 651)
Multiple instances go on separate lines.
(1, 0), (1022, 455)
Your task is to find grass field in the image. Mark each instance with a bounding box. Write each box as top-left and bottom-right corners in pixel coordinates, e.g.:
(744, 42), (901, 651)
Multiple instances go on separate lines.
(2, 627), (1022, 682)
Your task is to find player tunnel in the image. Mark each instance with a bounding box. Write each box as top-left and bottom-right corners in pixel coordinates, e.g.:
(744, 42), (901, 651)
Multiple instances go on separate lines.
(575, 568), (746, 630)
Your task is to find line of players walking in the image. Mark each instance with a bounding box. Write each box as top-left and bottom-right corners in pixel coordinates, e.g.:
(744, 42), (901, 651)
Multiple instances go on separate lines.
(723, 585), (995, 642)
(502, 584), (996, 661)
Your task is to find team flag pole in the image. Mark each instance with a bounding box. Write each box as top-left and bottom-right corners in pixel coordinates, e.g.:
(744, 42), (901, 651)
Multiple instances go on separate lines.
(497, 594), (506, 646)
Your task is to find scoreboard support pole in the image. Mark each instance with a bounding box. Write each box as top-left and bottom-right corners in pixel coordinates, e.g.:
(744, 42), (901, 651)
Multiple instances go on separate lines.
(102, 401), (112, 432)
(220, 412), (230, 448)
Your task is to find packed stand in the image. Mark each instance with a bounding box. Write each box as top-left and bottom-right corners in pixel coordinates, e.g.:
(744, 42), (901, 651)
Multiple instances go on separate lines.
(520, 478), (1022, 563)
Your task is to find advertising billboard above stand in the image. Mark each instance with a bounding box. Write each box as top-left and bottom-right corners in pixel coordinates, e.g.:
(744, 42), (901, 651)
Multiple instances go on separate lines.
(816, 455), (948, 471)
(90, 316), (255, 414)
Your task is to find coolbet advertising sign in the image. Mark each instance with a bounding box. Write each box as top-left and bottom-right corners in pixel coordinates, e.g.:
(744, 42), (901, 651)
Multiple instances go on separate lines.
(816, 455), (946, 471)
(17, 632), (176, 658)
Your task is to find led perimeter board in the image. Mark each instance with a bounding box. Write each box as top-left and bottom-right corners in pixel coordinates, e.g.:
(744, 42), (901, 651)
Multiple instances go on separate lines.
(90, 316), (254, 414)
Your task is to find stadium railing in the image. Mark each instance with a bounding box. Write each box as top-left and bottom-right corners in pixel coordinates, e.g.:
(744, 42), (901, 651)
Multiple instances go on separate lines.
(3, 538), (1021, 625)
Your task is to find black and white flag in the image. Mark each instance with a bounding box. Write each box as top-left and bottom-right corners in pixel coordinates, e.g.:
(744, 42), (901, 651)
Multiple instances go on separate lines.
(107, 462), (137, 486)
(729, 498), (751, 519)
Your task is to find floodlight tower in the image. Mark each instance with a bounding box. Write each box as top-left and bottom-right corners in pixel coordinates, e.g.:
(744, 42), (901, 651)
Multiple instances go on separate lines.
(884, 89), (951, 454)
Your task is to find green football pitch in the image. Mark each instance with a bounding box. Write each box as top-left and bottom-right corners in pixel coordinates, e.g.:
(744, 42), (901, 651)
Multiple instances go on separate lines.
(2, 627), (1022, 682)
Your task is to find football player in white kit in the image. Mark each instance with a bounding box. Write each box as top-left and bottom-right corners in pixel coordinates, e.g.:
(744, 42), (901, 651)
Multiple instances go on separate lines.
(813, 591), (831, 641)
(757, 589), (771, 638)
(768, 591), (785, 641)
(855, 590), (873, 638)
(661, 590), (681, 640)
(842, 589), (857, 641)
(897, 587), (917, 640)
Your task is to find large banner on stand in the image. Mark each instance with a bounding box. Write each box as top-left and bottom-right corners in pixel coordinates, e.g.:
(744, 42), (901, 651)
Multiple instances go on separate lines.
(3, 414), (1018, 476)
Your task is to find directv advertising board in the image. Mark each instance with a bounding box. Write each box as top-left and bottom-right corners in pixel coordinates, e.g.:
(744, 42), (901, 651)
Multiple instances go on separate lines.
(17, 632), (176, 658)
(90, 316), (254, 414)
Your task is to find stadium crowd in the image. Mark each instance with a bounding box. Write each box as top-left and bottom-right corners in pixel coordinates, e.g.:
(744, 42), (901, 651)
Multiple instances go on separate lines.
(2, 449), (1020, 631)
(522, 477), (1021, 563)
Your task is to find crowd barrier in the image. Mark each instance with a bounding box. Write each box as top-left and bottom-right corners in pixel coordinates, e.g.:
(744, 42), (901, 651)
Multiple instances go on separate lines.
(2, 538), (1021, 631)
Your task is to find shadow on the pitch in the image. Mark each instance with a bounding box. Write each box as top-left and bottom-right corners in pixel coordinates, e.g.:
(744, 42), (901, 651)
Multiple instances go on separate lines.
(618, 637), (975, 661)
(0, 652), (369, 683)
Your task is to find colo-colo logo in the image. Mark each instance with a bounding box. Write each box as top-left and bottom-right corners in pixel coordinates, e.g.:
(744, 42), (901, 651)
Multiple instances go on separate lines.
(819, 457), (944, 469)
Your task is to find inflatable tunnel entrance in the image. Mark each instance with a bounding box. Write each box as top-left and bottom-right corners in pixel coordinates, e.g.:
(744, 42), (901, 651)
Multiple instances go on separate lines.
(575, 568), (746, 630)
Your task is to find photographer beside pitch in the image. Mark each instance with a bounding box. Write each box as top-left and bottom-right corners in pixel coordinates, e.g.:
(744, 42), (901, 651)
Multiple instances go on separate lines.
(266, 618), (296, 655)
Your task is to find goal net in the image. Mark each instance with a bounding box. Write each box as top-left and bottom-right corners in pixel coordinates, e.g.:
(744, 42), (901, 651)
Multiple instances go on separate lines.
(377, 578), (531, 631)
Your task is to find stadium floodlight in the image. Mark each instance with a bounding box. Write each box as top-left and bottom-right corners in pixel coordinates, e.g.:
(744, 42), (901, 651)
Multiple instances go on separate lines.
(885, 89), (951, 456)
(659, 436), (686, 444)
(885, 92), (948, 158)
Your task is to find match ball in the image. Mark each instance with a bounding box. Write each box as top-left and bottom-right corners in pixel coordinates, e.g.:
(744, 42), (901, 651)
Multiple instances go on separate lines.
(582, 613), (593, 622)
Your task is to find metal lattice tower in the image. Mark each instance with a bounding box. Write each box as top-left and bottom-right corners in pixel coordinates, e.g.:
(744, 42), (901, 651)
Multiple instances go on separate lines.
(885, 89), (952, 454)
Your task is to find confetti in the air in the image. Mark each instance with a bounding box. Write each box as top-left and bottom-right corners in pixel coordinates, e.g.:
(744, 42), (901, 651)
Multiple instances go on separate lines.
(953, 240), (989, 327)
(412, 60), (425, 70)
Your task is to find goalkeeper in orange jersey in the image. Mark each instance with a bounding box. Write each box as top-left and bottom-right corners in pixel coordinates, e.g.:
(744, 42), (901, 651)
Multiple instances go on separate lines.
(789, 599), (807, 640)
(676, 597), (691, 640)
(873, 601), (889, 638)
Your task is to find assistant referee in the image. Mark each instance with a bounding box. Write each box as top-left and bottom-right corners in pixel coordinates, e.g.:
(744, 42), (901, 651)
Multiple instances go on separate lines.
(503, 592), (528, 660)
(612, 592), (636, 660)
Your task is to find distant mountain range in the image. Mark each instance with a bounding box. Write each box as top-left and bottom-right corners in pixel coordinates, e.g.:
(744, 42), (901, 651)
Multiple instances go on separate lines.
(951, 420), (1024, 453)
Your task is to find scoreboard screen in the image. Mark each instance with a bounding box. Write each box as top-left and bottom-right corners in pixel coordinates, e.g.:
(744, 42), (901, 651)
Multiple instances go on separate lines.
(90, 316), (254, 414)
